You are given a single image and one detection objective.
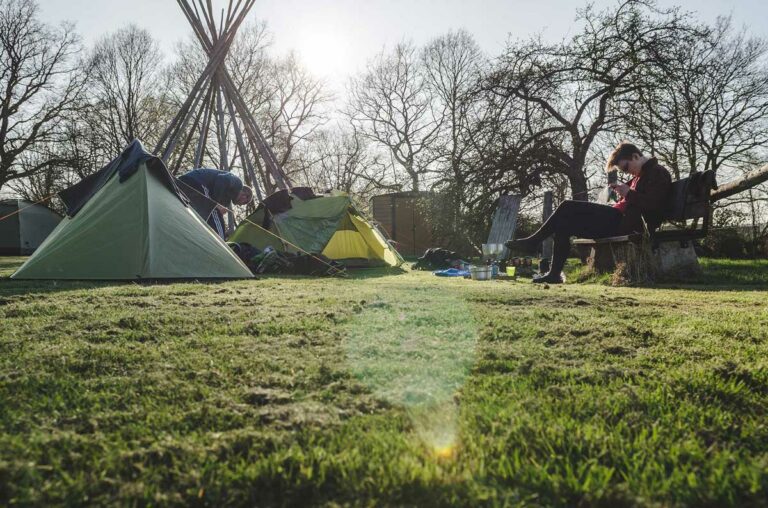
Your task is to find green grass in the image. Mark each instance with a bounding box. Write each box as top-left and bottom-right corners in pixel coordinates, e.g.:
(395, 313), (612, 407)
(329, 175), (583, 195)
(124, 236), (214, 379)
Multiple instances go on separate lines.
(1, 257), (767, 506)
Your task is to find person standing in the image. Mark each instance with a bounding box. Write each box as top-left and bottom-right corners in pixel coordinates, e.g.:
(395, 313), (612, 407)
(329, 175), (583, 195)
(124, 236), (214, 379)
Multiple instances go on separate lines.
(506, 142), (671, 283)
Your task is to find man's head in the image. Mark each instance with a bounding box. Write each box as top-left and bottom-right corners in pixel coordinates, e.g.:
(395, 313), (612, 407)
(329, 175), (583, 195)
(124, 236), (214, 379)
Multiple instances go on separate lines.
(607, 142), (645, 175)
(234, 185), (254, 206)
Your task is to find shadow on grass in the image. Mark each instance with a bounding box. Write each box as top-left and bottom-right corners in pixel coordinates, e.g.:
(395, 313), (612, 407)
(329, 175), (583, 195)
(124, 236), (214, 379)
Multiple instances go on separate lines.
(653, 259), (768, 292)
(0, 256), (407, 296)
(347, 266), (408, 279)
(0, 256), (244, 297)
(0, 278), (122, 298)
(259, 266), (408, 281)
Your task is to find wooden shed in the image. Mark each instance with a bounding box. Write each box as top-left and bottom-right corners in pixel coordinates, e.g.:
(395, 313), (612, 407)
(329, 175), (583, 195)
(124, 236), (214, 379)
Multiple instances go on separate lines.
(370, 191), (436, 257)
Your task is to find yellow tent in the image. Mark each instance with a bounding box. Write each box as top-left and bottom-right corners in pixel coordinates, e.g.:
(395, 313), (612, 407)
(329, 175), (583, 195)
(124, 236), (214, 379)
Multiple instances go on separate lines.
(230, 190), (403, 268)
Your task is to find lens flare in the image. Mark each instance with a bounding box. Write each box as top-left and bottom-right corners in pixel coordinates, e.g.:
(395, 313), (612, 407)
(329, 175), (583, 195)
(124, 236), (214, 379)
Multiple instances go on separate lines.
(344, 284), (477, 459)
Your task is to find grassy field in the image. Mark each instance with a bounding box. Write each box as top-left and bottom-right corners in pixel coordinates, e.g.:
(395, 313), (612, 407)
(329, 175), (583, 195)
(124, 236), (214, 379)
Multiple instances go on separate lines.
(1, 256), (767, 506)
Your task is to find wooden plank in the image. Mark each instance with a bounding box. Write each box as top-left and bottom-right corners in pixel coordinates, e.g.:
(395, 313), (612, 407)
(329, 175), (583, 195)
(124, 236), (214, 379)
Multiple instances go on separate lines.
(487, 194), (521, 258)
(573, 235), (636, 245)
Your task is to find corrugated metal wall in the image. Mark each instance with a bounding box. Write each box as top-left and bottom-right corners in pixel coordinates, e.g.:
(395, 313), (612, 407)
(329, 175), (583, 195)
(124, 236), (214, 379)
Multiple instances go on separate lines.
(371, 192), (435, 257)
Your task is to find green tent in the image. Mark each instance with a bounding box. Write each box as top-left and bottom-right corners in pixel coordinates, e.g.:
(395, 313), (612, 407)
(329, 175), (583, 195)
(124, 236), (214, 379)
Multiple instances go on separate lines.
(229, 189), (404, 268)
(0, 199), (62, 255)
(12, 140), (253, 280)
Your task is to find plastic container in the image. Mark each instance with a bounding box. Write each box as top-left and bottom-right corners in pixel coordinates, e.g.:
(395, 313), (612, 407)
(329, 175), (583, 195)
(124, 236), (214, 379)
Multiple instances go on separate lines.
(506, 266), (516, 277)
(469, 265), (493, 280)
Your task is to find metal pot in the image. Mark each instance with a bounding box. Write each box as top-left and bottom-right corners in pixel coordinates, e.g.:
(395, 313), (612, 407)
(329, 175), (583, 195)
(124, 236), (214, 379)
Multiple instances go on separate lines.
(469, 265), (493, 281)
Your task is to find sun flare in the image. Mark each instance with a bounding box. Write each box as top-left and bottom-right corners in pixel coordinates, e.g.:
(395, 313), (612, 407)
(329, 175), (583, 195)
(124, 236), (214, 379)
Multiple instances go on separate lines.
(295, 27), (353, 79)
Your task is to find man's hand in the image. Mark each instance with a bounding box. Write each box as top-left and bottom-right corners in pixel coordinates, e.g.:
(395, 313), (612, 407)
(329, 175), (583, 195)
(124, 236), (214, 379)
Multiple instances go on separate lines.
(610, 182), (630, 198)
(217, 204), (229, 215)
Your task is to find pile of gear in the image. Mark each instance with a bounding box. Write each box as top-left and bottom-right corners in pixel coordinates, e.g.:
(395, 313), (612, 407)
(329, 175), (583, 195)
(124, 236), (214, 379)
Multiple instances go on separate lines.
(228, 242), (346, 276)
(411, 247), (467, 271)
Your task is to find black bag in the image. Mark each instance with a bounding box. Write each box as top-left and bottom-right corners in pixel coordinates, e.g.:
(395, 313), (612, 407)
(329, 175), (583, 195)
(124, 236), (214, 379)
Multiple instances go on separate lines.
(412, 248), (464, 270)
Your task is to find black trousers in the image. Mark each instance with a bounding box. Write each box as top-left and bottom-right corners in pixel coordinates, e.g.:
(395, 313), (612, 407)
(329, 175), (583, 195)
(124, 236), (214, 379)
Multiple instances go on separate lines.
(530, 200), (623, 274)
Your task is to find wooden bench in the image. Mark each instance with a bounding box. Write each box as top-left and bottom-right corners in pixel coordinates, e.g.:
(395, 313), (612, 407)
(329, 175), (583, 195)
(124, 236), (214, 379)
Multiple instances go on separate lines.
(574, 170), (717, 282)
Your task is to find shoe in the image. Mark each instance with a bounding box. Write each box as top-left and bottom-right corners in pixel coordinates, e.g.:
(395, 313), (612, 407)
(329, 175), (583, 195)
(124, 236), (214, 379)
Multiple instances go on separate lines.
(532, 272), (564, 284)
(504, 238), (536, 251)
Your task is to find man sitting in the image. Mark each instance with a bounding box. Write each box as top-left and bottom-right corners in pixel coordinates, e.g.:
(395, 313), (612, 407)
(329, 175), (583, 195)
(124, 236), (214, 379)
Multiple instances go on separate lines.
(178, 168), (253, 239)
(506, 142), (671, 284)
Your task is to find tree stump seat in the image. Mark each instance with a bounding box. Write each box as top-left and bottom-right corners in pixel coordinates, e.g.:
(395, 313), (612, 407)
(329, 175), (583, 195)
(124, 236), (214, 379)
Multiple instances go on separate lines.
(573, 234), (643, 273)
(573, 235), (701, 283)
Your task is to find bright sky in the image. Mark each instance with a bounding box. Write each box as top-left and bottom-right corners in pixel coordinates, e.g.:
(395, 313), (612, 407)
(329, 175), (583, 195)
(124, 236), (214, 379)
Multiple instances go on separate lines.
(40, 0), (768, 95)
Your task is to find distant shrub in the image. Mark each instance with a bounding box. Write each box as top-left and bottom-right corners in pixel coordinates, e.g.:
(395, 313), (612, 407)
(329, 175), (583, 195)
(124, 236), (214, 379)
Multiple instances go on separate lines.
(700, 228), (755, 258)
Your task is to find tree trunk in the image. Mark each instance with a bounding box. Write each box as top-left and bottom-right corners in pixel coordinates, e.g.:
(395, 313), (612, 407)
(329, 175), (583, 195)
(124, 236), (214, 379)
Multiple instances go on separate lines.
(711, 163), (768, 202)
(581, 239), (700, 285)
(568, 169), (589, 201)
(410, 172), (420, 192)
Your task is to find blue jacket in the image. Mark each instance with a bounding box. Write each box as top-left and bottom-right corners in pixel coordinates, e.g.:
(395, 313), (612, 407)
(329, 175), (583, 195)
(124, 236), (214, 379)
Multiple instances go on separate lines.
(178, 169), (243, 208)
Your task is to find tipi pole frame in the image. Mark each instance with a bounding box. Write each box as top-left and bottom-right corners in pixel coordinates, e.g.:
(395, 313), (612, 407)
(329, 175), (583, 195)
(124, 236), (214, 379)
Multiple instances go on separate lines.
(155, 0), (252, 157)
(176, 0), (292, 191)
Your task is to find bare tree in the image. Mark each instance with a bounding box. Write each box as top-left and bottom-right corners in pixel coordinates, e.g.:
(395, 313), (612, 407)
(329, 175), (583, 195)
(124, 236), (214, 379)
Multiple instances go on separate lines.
(348, 41), (443, 191)
(422, 30), (485, 195)
(88, 24), (170, 155)
(485, 0), (697, 200)
(296, 125), (397, 200)
(623, 18), (768, 178)
(260, 52), (331, 178)
(0, 0), (87, 194)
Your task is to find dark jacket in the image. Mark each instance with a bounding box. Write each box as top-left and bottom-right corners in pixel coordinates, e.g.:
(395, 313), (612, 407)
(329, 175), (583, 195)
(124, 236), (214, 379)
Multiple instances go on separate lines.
(619, 158), (672, 234)
(178, 169), (243, 208)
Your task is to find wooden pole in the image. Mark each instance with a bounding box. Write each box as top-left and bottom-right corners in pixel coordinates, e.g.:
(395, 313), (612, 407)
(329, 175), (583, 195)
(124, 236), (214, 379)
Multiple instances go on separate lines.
(222, 72), (292, 189)
(194, 88), (215, 167)
(161, 77), (213, 162)
(541, 191), (553, 268)
(177, 0), (291, 191)
(171, 83), (213, 175)
(224, 92), (263, 200)
(215, 82), (229, 171)
(156, 0), (252, 156)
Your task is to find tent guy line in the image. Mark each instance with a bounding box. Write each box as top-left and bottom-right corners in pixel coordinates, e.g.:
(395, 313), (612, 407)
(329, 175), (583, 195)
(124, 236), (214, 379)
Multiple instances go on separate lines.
(0, 193), (57, 224)
(174, 177), (349, 278)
